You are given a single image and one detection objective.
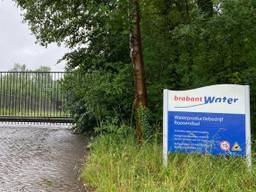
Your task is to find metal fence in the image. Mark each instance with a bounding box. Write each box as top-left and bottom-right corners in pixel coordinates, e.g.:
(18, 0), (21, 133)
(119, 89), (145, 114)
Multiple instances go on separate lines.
(0, 72), (72, 123)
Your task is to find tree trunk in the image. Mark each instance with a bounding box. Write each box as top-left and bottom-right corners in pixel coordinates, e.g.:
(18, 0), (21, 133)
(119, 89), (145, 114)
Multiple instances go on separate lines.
(129, 0), (147, 144)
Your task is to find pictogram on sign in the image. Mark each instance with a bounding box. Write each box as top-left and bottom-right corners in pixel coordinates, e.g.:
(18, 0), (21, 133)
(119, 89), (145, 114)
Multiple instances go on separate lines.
(232, 142), (241, 151)
(220, 141), (230, 151)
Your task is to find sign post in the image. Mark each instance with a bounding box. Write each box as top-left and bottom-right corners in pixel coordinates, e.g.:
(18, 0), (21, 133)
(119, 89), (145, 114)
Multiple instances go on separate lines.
(245, 86), (252, 169)
(163, 85), (251, 169)
(163, 89), (168, 167)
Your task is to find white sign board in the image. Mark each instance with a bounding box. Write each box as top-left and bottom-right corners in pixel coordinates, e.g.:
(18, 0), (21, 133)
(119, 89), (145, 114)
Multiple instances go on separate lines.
(163, 84), (251, 168)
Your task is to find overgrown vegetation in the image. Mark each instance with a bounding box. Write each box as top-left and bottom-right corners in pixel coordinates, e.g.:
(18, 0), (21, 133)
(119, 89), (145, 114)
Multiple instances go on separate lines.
(14, 1), (256, 190)
(14, 0), (256, 137)
(82, 126), (256, 192)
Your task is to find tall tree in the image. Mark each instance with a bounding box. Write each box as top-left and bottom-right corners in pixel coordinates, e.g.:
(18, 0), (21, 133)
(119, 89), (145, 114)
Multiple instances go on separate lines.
(130, 0), (147, 143)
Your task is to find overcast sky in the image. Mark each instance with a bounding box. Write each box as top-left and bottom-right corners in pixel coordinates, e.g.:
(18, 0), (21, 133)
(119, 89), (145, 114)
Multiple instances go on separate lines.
(0, 0), (67, 71)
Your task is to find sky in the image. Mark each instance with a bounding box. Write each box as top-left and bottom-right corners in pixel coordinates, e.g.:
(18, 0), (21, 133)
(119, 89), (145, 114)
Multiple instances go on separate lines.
(0, 0), (67, 71)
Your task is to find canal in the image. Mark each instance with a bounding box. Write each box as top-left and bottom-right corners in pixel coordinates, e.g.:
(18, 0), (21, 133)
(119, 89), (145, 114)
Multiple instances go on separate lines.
(0, 123), (87, 192)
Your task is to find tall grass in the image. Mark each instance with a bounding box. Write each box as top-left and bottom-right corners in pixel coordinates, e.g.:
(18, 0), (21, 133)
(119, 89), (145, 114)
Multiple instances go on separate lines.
(81, 125), (256, 192)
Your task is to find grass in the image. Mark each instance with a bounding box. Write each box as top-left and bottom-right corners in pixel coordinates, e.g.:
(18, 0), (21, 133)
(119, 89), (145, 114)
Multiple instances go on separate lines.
(81, 126), (256, 192)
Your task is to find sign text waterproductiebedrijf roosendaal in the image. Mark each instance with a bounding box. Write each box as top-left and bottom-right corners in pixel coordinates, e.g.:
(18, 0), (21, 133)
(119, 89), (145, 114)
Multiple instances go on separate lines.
(163, 84), (251, 167)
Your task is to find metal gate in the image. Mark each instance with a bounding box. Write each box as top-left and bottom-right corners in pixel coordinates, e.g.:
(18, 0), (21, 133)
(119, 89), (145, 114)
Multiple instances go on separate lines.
(0, 72), (72, 123)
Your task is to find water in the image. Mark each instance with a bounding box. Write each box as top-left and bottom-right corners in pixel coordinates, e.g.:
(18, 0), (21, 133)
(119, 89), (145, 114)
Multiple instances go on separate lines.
(0, 123), (88, 192)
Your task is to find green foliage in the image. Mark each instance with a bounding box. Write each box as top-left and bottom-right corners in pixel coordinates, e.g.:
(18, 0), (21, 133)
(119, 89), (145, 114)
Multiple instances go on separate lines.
(63, 65), (133, 132)
(140, 0), (256, 137)
(81, 128), (256, 192)
(165, 0), (256, 136)
(94, 122), (133, 140)
(15, 0), (256, 138)
(136, 106), (152, 141)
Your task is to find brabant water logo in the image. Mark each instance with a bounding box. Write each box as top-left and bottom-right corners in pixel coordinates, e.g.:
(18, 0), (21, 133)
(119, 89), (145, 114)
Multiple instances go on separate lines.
(174, 95), (239, 108)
